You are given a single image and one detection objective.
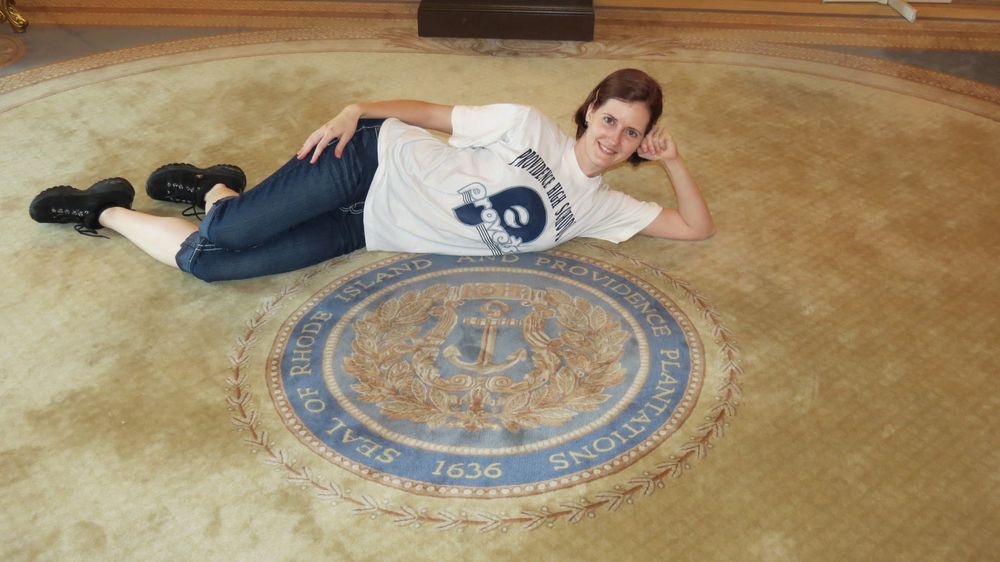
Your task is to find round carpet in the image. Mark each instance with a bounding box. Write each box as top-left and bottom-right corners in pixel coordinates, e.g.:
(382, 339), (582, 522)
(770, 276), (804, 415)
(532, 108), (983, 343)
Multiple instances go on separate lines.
(1, 33), (997, 562)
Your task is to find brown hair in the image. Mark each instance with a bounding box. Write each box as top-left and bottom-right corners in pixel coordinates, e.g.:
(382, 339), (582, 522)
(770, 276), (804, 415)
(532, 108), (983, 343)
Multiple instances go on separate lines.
(574, 68), (664, 165)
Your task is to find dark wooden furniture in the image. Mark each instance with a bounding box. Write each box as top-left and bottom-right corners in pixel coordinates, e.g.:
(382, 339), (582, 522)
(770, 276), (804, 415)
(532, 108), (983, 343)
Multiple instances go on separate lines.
(418, 0), (594, 41)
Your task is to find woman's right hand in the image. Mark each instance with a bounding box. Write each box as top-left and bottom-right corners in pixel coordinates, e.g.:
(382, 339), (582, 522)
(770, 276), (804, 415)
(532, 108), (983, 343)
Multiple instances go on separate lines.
(297, 104), (362, 164)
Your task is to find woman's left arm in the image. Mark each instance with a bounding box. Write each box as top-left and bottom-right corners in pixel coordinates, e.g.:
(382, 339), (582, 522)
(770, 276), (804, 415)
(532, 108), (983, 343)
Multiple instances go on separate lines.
(637, 127), (716, 241)
(297, 101), (453, 164)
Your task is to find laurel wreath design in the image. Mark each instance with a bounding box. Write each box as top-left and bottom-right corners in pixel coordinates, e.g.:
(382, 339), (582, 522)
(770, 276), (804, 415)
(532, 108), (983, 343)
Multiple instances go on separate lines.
(226, 247), (742, 532)
(342, 284), (628, 432)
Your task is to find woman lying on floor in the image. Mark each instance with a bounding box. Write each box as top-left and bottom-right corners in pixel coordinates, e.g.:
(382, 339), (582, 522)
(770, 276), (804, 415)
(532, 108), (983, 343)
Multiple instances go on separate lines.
(28, 68), (714, 282)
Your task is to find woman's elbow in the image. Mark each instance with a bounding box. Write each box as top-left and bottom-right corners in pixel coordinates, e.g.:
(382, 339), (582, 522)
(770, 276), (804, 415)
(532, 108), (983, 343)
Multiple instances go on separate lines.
(647, 226), (715, 241)
(693, 223), (717, 240)
(674, 221), (715, 241)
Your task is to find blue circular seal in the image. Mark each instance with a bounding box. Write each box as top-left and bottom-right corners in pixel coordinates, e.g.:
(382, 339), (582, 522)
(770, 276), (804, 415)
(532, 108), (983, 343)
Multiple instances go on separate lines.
(268, 252), (704, 498)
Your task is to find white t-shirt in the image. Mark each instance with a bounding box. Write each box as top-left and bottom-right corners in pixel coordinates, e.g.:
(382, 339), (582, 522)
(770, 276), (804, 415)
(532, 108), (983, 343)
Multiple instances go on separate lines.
(363, 104), (661, 255)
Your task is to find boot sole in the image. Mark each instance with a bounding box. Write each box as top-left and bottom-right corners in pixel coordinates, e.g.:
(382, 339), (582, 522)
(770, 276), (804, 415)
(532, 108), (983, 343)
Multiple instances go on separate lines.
(29, 178), (134, 223)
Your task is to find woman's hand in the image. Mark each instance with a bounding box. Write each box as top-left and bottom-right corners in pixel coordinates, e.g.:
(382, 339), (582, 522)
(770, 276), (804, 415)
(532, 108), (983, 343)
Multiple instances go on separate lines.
(637, 126), (680, 162)
(637, 126), (715, 241)
(297, 105), (363, 164)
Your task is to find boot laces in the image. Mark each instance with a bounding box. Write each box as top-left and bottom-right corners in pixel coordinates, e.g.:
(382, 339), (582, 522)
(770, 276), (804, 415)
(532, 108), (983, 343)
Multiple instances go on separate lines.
(163, 178), (205, 219)
(181, 204), (204, 221)
(164, 179), (197, 200)
(49, 208), (108, 238)
(73, 224), (108, 238)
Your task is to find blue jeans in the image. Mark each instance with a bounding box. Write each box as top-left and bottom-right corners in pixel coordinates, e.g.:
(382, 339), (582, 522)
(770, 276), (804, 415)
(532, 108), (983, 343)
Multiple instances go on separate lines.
(175, 119), (383, 282)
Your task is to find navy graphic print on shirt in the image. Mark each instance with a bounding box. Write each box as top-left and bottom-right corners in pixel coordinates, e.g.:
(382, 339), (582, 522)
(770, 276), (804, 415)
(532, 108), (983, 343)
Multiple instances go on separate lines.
(454, 183), (546, 255)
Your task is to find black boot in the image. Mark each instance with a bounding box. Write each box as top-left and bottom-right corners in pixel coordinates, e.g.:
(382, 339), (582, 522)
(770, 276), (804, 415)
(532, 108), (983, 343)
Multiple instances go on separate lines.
(146, 163), (246, 219)
(29, 177), (135, 237)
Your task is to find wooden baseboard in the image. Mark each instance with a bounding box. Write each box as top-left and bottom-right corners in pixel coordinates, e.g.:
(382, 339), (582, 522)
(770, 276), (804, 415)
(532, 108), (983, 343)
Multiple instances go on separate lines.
(418, 0), (594, 41)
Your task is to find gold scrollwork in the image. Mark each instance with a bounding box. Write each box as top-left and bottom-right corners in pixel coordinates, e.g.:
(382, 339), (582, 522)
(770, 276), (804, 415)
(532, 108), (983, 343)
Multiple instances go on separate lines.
(344, 283), (629, 432)
(1, 0), (29, 33)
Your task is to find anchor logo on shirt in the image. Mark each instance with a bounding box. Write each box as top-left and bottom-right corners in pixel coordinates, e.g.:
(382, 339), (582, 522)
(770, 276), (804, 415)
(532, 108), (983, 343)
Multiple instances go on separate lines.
(454, 183), (547, 254)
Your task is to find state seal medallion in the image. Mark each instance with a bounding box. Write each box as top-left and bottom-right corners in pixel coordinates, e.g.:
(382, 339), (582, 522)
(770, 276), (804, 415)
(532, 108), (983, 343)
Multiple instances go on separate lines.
(229, 248), (741, 531)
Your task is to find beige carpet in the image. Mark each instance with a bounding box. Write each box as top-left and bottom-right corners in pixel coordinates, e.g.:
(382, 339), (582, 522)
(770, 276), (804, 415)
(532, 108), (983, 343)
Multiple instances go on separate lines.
(1, 33), (998, 561)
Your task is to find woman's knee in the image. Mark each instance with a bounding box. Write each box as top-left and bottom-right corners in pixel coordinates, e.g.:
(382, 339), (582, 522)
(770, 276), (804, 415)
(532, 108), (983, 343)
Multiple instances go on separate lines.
(198, 203), (261, 250)
(186, 265), (230, 283)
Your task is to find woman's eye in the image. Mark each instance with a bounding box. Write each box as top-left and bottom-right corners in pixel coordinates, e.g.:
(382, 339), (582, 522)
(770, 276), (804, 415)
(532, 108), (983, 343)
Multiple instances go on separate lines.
(603, 116), (614, 125)
(627, 130), (639, 138)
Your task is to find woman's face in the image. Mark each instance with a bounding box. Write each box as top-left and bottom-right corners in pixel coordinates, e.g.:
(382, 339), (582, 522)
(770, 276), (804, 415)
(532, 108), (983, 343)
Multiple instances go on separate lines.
(574, 98), (651, 177)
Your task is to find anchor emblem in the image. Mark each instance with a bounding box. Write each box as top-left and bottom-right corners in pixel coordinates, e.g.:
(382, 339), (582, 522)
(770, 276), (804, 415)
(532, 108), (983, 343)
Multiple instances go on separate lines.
(344, 282), (628, 431)
(443, 299), (527, 375)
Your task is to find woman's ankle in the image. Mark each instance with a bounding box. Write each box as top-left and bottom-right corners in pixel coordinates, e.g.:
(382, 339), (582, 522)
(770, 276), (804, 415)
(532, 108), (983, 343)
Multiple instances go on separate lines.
(204, 183), (239, 212)
(98, 205), (127, 229)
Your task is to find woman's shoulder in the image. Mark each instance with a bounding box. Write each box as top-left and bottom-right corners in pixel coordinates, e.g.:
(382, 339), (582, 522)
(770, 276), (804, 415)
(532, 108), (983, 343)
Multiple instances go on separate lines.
(457, 102), (535, 119)
(451, 103), (564, 145)
(498, 104), (561, 133)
